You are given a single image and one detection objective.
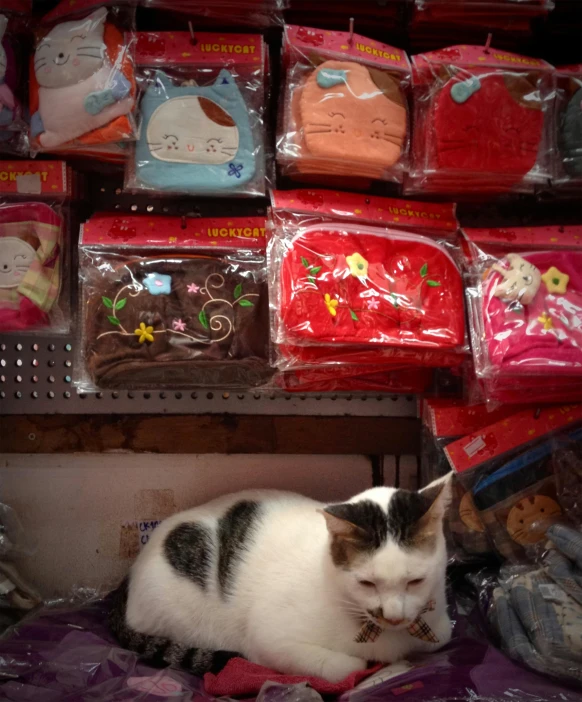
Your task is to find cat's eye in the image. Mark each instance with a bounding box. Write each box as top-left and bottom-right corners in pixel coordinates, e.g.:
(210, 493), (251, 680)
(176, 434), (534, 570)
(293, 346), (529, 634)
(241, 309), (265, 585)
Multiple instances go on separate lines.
(207, 138), (223, 144)
(407, 579), (425, 587)
(328, 111), (345, 118)
(372, 118), (388, 125)
(523, 275), (532, 284)
(358, 580), (376, 588)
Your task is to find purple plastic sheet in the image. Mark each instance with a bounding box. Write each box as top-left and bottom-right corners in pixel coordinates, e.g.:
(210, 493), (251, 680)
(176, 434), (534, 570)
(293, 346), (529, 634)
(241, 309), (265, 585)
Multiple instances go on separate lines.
(0, 599), (580, 701)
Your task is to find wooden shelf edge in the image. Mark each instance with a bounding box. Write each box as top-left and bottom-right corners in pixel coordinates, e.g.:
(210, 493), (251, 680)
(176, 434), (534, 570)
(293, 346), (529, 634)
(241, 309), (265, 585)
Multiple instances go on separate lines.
(0, 414), (421, 455)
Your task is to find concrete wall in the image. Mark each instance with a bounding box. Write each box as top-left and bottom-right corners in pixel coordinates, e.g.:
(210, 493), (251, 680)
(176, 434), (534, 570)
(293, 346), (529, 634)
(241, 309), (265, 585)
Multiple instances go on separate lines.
(1, 453), (375, 598)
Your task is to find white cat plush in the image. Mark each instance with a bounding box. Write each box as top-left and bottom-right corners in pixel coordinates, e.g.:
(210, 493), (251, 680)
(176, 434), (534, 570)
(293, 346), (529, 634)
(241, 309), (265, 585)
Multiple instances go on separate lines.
(109, 480), (452, 683)
(31, 8), (134, 149)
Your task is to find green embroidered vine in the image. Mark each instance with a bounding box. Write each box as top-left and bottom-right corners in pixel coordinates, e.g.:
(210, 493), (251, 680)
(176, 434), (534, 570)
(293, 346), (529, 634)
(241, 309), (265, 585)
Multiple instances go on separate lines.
(420, 262), (441, 287)
(301, 256), (322, 285)
(102, 295), (127, 327)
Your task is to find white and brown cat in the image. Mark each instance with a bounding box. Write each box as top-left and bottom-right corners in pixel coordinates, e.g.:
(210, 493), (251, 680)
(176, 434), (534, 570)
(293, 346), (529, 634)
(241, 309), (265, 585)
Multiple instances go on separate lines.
(109, 479), (452, 682)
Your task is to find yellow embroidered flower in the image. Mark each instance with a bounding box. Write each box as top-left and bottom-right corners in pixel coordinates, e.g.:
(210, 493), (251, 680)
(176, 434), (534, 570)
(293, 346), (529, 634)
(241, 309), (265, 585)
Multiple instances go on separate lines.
(324, 293), (339, 317)
(537, 312), (553, 330)
(346, 252), (369, 278)
(542, 267), (569, 294)
(135, 322), (154, 343)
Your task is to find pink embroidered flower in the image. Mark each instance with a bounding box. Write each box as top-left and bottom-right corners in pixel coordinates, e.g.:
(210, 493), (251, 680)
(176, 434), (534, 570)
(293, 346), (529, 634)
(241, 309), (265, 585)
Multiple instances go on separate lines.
(187, 283), (199, 294)
(172, 319), (186, 331)
(367, 299), (380, 310)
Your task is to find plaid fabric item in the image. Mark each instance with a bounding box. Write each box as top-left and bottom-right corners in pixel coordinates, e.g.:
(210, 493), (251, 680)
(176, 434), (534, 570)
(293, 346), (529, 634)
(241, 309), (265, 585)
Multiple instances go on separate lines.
(354, 600), (438, 644)
(544, 524), (582, 607)
(0, 205), (63, 314)
(491, 586), (582, 684)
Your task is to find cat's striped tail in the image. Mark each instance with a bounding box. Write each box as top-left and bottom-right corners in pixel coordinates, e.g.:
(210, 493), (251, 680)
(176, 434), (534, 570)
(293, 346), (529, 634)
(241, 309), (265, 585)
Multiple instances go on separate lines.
(108, 579), (238, 675)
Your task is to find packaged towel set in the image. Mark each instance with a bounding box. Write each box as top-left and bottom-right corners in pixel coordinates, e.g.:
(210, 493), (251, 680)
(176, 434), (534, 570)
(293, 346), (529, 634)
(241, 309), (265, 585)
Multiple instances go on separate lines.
(407, 44), (554, 196)
(464, 225), (582, 405)
(126, 31), (267, 196)
(78, 214), (271, 391)
(30, 1), (137, 156)
(0, 160), (72, 333)
(446, 404), (582, 564)
(267, 189), (467, 393)
(277, 25), (411, 187)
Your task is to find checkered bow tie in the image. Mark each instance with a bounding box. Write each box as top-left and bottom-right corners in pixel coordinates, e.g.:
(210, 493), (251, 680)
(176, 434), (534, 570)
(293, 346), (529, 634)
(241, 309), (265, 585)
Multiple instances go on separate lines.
(354, 599), (439, 644)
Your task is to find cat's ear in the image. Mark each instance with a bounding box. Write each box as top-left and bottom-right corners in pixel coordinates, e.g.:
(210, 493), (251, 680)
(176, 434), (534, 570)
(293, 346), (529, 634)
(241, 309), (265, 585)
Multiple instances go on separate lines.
(214, 70), (236, 88)
(416, 474), (453, 535)
(154, 70), (175, 91)
(0, 15), (7, 43)
(318, 505), (367, 542)
(80, 7), (108, 35)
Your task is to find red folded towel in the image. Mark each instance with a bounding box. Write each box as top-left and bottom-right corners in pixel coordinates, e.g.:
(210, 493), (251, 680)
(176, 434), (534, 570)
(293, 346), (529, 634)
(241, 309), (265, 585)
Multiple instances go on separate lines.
(203, 657), (383, 696)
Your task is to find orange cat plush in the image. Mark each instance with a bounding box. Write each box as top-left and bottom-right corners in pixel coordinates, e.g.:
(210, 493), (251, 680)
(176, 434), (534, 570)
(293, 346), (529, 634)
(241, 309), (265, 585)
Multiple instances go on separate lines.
(291, 60), (407, 180)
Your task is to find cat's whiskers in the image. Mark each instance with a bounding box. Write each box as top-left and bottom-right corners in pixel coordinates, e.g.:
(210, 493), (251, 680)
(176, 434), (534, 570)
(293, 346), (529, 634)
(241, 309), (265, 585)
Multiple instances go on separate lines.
(78, 46), (103, 51)
(75, 53), (103, 59)
(305, 128), (333, 135)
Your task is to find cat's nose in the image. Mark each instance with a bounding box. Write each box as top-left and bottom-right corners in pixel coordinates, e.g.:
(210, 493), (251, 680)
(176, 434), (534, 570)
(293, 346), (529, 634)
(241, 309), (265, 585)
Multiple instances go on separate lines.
(385, 618), (404, 626)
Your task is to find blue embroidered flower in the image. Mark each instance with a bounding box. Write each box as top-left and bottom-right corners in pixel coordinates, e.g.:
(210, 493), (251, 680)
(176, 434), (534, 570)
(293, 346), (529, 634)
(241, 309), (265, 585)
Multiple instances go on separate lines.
(144, 272), (172, 295)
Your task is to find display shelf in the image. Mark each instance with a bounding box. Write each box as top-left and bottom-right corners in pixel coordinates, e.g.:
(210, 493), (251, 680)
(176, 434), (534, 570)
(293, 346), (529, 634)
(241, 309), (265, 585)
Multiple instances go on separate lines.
(0, 333), (420, 454)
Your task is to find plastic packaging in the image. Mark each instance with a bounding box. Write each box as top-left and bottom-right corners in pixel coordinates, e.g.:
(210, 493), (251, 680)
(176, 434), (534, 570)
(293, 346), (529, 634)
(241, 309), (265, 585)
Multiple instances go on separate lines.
(407, 44), (555, 196)
(445, 404), (582, 564)
(489, 521), (582, 686)
(277, 25), (411, 186)
(267, 189), (466, 393)
(554, 64), (582, 192)
(0, 596), (579, 700)
(125, 31), (267, 196)
(30, 2), (137, 155)
(0, 160), (73, 334)
(77, 213), (272, 391)
(463, 225), (582, 405)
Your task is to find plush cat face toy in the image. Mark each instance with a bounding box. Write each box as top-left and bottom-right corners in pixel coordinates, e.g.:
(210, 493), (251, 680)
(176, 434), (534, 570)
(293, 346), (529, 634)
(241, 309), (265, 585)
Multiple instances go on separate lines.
(34, 8), (107, 89)
(134, 70), (255, 192)
(0, 234), (37, 290)
(299, 60), (407, 168)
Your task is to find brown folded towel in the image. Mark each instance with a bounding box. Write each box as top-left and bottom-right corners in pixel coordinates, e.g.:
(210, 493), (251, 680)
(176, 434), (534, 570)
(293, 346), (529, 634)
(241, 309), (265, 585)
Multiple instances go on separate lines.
(83, 255), (271, 389)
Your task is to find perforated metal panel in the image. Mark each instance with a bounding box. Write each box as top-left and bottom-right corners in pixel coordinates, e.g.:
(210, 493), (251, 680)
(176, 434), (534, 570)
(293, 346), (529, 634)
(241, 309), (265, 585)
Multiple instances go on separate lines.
(0, 333), (418, 417)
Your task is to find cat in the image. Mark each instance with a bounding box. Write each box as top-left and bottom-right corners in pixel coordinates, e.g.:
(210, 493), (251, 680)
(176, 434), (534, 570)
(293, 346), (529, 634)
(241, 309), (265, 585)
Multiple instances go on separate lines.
(134, 70), (255, 192)
(31, 7), (133, 149)
(0, 234), (37, 291)
(0, 14), (16, 129)
(109, 478), (452, 683)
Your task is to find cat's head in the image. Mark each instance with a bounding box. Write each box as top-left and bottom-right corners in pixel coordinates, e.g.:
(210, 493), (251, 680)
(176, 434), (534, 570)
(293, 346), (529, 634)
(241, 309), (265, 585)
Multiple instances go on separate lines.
(34, 7), (107, 89)
(320, 477), (451, 630)
(300, 60), (407, 168)
(146, 71), (240, 165)
(0, 234), (38, 289)
(0, 15), (8, 82)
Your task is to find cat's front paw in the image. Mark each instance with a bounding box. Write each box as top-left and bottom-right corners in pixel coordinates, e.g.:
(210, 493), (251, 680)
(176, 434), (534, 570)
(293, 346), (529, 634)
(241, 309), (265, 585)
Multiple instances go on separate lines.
(321, 653), (367, 683)
(84, 89), (116, 115)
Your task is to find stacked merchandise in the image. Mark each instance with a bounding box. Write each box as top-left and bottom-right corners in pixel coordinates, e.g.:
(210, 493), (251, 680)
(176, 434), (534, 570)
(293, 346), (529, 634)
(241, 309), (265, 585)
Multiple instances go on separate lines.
(78, 213), (272, 390)
(267, 189), (467, 392)
(0, 160), (73, 333)
(141, 0), (286, 28)
(463, 225), (582, 405)
(0, 3), (29, 155)
(444, 404), (582, 685)
(407, 43), (555, 197)
(554, 63), (582, 194)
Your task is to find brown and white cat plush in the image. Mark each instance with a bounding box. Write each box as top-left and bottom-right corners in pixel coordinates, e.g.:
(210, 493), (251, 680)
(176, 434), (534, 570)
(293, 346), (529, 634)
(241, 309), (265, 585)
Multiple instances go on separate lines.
(110, 478), (452, 682)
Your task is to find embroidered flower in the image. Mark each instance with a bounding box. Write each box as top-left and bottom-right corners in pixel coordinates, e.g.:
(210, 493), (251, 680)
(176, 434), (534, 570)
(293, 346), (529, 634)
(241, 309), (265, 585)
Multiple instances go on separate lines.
(324, 293), (339, 317)
(367, 298), (380, 310)
(346, 253), (368, 279)
(187, 283), (200, 294)
(538, 312), (554, 330)
(144, 273), (172, 295)
(172, 319), (186, 332)
(135, 322), (154, 343)
(542, 267), (569, 294)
